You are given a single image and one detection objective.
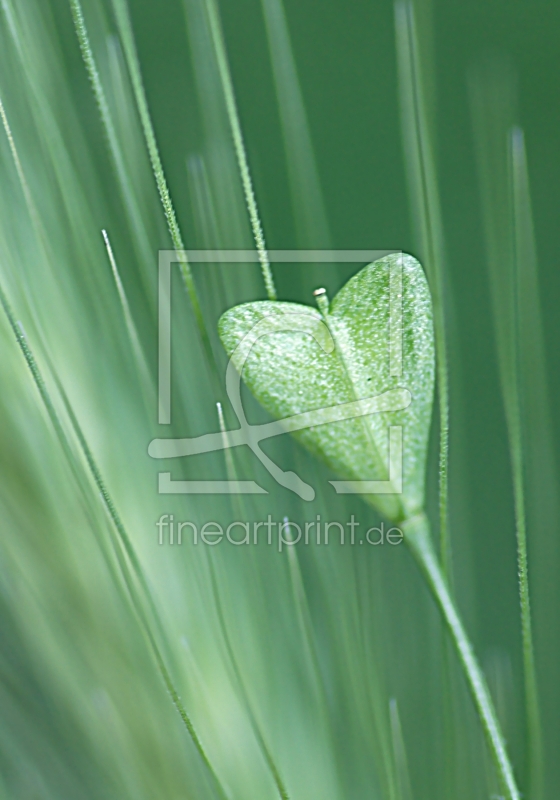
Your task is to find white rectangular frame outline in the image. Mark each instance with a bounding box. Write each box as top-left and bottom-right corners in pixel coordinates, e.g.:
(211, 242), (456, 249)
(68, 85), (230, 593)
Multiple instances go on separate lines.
(157, 248), (405, 497)
(158, 249), (399, 426)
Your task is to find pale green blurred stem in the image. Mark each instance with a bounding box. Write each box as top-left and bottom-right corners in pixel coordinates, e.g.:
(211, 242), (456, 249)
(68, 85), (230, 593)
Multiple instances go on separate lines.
(509, 126), (543, 799)
(469, 73), (543, 797)
(216, 407), (289, 799)
(403, 513), (521, 800)
(68, 0), (154, 275)
(509, 399), (543, 799)
(259, 0), (331, 250)
(207, 559), (290, 800)
(202, 0), (277, 301)
(108, 0), (220, 385)
(389, 699), (413, 800)
(0, 283), (229, 800)
(394, 2), (450, 573)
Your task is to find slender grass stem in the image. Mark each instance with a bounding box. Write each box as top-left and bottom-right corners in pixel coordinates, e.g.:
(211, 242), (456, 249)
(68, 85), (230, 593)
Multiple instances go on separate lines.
(50, 371), (230, 800)
(283, 527), (351, 800)
(207, 556), (290, 800)
(0, 93), (59, 296)
(395, 1), (450, 572)
(102, 229), (153, 391)
(0, 281), (230, 800)
(509, 405), (542, 798)
(110, 0), (220, 383)
(389, 698), (413, 800)
(509, 126), (543, 799)
(394, 17), (455, 792)
(201, 0), (277, 301)
(0, 97), (40, 235)
(111, 0), (183, 251)
(259, 0), (330, 249)
(469, 72), (544, 798)
(0, 287), (70, 462)
(214, 408), (288, 798)
(403, 513), (521, 800)
(68, 0), (153, 275)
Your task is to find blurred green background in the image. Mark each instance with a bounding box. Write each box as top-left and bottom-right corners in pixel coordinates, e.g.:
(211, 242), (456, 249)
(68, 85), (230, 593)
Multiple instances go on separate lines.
(0, 0), (558, 797)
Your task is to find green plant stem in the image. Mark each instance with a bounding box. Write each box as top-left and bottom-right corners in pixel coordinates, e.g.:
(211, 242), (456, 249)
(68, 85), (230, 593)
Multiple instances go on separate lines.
(468, 77), (543, 799)
(395, 1), (450, 573)
(505, 385), (543, 798)
(68, 0), (153, 276)
(510, 126), (543, 799)
(202, 0), (277, 301)
(110, 0), (220, 387)
(402, 513), (521, 800)
(509, 418), (543, 799)
(0, 281), (229, 800)
(389, 698), (413, 800)
(207, 557), (290, 800)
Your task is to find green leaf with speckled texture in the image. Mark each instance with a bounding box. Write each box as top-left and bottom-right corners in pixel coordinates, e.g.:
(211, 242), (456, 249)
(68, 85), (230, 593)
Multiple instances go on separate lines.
(218, 253), (435, 521)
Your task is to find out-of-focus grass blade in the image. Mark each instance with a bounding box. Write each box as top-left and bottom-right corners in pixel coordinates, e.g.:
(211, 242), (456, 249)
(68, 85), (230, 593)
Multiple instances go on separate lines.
(394, 0), (450, 570)
(213, 405), (290, 799)
(183, 2), (253, 249)
(468, 58), (544, 799)
(390, 698), (414, 800)
(510, 133), (560, 728)
(259, 0), (330, 249)
(102, 229), (154, 401)
(0, 279), (230, 800)
(109, 0), (220, 387)
(509, 125), (550, 800)
(509, 124), (560, 516)
(394, 6), (455, 794)
(69, 0), (154, 285)
(198, 0), (277, 301)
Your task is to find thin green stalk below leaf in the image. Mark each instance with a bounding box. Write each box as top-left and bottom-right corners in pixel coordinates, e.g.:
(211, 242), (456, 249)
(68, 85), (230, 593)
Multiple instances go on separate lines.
(402, 513), (521, 800)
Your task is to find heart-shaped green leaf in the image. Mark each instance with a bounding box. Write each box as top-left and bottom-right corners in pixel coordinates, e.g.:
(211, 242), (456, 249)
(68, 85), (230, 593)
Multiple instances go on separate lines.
(218, 253), (435, 521)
